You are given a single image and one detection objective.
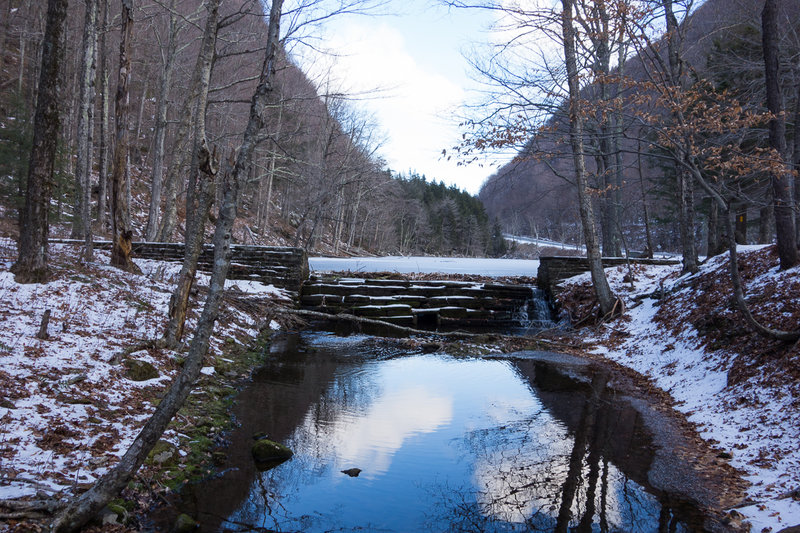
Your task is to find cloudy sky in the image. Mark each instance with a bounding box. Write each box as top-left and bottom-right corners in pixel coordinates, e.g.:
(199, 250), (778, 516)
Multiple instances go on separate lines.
(293, 0), (505, 195)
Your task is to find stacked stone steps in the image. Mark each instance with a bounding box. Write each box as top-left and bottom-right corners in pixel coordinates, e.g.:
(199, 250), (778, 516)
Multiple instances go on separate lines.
(301, 275), (534, 329)
(50, 239), (308, 291)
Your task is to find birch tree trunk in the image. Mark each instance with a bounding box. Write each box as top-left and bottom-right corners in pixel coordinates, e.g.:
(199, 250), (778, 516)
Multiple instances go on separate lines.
(145, 0), (179, 241)
(96, 0), (111, 232)
(560, 0), (617, 317)
(70, 0), (98, 263)
(11, 0), (69, 284)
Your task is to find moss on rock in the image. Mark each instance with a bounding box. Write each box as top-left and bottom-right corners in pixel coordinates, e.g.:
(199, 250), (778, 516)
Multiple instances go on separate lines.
(147, 439), (179, 466)
(252, 438), (293, 464)
(172, 513), (198, 533)
(123, 358), (159, 381)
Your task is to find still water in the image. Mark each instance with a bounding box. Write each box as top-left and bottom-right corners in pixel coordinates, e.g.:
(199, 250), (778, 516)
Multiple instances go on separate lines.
(177, 333), (704, 532)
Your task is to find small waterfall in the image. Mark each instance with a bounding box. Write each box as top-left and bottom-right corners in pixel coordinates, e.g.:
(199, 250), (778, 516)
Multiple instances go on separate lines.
(513, 287), (557, 332)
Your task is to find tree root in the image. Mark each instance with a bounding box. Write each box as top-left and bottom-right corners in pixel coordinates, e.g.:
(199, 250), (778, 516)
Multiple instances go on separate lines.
(109, 337), (171, 364)
(0, 496), (62, 522)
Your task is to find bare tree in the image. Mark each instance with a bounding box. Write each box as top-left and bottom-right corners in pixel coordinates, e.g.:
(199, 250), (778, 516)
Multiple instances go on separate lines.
(144, 0), (181, 242)
(163, 0), (222, 346)
(561, 0), (618, 317)
(95, 0), (111, 232)
(762, 0), (798, 270)
(11, 0), (69, 283)
(69, 0), (98, 262)
(109, 0), (139, 272)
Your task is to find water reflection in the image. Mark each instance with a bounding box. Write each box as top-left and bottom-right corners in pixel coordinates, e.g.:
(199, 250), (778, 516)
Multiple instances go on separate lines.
(176, 334), (705, 532)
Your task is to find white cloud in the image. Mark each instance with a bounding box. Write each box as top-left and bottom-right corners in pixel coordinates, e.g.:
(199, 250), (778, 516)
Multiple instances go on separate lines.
(296, 20), (496, 194)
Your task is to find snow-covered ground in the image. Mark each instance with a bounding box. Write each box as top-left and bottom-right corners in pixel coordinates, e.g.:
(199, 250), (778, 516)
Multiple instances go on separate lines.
(0, 239), (288, 505)
(560, 246), (800, 532)
(309, 255), (540, 277)
(1, 239), (797, 532)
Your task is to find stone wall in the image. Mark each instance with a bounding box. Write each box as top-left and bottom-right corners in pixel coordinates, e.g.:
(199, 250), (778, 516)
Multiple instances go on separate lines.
(51, 240), (309, 291)
(301, 275), (536, 329)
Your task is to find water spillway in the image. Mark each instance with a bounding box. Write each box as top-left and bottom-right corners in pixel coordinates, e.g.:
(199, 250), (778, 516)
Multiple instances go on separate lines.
(300, 275), (554, 331)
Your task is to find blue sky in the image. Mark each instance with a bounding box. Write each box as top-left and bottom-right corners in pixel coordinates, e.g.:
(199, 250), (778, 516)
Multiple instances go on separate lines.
(293, 0), (505, 195)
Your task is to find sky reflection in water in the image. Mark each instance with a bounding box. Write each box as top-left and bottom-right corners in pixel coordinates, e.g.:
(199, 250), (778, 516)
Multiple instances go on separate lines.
(222, 335), (687, 532)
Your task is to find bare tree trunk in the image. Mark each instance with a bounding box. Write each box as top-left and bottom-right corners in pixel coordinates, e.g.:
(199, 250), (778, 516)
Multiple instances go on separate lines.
(661, 0), (697, 273)
(134, 79), (147, 165)
(707, 196), (720, 257)
(759, 187), (774, 244)
(593, 1), (621, 258)
(636, 139), (654, 258)
(163, 142), (217, 345)
(792, 78), (800, 248)
(678, 170), (698, 272)
(11, 0), (69, 284)
(261, 103), (282, 232)
(560, 0), (617, 317)
(163, 0), (221, 346)
(145, 0), (178, 241)
(762, 0), (798, 269)
(157, 0), (218, 243)
(17, 34), (25, 94)
(96, 0), (110, 232)
(70, 0), (98, 263)
(109, 0), (139, 273)
(793, 81), (800, 248)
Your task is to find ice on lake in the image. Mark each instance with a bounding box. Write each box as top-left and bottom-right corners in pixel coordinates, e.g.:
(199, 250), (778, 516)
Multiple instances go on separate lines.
(309, 256), (540, 277)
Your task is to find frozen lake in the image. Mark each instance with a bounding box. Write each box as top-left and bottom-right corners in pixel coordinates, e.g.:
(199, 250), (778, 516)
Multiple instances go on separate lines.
(308, 256), (540, 277)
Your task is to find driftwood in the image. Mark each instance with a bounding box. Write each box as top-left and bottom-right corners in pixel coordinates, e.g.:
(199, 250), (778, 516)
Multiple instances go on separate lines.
(0, 497), (60, 521)
(0, 498), (59, 513)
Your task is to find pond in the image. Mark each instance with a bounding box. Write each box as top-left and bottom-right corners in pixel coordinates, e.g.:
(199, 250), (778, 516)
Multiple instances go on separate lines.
(171, 332), (709, 532)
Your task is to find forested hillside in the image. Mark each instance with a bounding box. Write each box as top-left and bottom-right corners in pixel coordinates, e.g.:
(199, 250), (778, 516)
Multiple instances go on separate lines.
(0, 0), (496, 258)
(477, 0), (800, 259)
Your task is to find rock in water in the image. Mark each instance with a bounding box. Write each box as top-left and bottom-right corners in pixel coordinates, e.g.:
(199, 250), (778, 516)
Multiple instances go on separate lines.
(172, 513), (198, 533)
(341, 468), (361, 477)
(251, 438), (293, 464)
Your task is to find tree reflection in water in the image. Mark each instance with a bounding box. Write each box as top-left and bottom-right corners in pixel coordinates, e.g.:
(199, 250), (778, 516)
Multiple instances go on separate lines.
(182, 337), (706, 533)
(423, 366), (693, 532)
